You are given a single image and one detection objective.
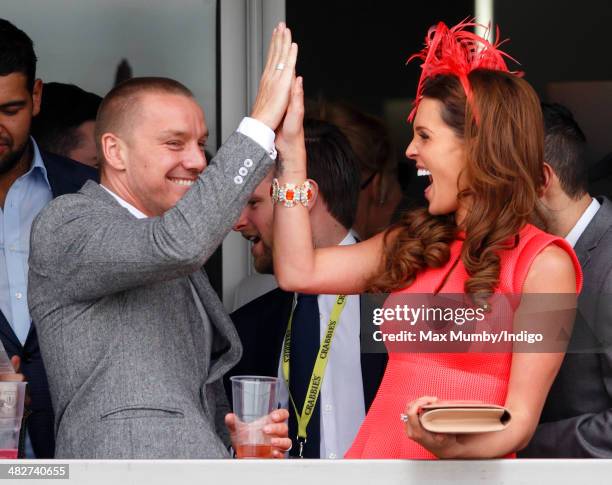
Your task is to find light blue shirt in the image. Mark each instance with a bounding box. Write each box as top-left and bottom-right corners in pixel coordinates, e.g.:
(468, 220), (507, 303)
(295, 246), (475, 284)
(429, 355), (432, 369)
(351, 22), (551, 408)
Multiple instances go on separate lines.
(0, 138), (52, 344)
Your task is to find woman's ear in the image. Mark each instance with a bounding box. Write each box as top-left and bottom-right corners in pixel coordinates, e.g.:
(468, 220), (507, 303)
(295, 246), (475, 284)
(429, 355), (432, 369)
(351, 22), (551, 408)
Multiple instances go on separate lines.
(306, 179), (319, 212)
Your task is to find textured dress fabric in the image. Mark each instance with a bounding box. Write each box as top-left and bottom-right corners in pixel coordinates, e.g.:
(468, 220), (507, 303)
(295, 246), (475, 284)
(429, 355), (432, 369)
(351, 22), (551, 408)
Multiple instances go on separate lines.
(345, 224), (583, 459)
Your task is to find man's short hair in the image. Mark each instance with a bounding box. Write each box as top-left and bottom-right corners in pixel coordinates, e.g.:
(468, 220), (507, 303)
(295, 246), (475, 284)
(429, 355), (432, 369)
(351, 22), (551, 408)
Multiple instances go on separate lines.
(0, 19), (36, 93)
(0, 18), (37, 92)
(542, 102), (588, 199)
(95, 77), (194, 161)
(32, 82), (102, 157)
(302, 119), (361, 230)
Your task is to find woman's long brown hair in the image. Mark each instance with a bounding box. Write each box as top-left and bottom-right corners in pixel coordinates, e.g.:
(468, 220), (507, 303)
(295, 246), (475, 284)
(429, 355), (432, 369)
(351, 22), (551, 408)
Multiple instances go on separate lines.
(370, 70), (545, 304)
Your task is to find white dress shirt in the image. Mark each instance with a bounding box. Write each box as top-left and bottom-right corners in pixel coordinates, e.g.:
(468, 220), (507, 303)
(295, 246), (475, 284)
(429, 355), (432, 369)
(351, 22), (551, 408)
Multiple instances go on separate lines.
(565, 197), (601, 248)
(237, 117), (277, 160)
(277, 232), (366, 459)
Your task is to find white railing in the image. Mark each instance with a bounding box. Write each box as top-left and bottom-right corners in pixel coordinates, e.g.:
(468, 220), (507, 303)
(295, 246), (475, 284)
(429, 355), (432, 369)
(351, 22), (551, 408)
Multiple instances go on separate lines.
(6, 459), (612, 485)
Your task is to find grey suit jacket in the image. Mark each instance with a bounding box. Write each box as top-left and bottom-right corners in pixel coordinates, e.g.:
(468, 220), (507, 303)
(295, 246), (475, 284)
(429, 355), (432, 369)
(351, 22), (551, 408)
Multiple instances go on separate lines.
(28, 132), (273, 459)
(521, 196), (612, 458)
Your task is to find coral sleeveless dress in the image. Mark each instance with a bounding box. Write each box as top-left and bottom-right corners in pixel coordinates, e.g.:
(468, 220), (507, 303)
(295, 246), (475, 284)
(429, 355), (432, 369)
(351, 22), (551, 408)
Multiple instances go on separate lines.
(345, 224), (582, 459)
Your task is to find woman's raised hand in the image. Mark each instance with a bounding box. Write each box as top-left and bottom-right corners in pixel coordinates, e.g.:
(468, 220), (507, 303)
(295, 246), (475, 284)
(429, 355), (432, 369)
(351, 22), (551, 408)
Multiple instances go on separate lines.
(275, 76), (306, 178)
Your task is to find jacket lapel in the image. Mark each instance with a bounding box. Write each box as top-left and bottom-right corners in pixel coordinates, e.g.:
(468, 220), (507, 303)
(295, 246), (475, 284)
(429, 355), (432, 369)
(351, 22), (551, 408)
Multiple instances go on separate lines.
(43, 151), (98, 198)
(358, 295), (387, 411)
(0, 310), (21, 351)
(573, 197), (612, 270)
(188, 271), (242, 384)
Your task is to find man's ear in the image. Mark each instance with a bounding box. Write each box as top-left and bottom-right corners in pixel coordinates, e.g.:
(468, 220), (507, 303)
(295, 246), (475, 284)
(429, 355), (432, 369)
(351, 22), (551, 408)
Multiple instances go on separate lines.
(541, 162), (554, 197)
(369, 173), (386, 205)
(306, 179), (319, 212)
(31, 79), (43, 117)
(101, 133), (128, 171)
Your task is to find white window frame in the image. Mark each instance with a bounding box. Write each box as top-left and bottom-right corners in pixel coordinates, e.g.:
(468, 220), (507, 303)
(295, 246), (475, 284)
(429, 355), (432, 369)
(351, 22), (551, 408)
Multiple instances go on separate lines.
(220, 0), (285, 309)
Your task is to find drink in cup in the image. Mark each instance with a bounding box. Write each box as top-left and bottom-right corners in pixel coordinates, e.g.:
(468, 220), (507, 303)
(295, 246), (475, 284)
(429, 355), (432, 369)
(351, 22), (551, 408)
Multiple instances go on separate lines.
(230, 376), (278, 459)
(0, 382), (27, 459)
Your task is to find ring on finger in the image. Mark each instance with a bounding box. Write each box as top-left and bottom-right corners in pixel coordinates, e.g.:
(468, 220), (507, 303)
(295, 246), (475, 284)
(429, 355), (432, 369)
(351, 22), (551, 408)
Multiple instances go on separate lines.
(400, 413), (409, 423)
(275, 62), (285, 70)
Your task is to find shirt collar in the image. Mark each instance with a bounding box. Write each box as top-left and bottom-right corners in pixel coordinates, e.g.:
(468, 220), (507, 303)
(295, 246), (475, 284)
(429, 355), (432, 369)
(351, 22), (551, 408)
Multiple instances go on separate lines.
(565, 197), (601, 248)
(29, 137), (51, 189)
(101, 185), (148, 219)
(340, 231), (356, 246)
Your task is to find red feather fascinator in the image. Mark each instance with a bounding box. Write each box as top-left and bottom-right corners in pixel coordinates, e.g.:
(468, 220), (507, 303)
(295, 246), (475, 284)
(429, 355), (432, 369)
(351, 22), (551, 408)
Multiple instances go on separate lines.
(407, 19), (521, 122)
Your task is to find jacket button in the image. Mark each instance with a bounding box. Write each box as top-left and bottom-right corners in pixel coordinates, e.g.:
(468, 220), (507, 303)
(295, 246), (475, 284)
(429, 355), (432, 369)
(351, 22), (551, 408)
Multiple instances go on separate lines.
(234, 175), (244, 184)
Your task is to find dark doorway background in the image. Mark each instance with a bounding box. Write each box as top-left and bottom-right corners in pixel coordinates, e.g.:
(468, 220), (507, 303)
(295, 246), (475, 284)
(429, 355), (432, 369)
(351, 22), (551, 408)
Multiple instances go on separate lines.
(496, 0), (612, 182)
(495, 0), (612, 98)
(286, 0), (474, 210)
(287, 0), (472, 117)
(287, 0), (612, 197)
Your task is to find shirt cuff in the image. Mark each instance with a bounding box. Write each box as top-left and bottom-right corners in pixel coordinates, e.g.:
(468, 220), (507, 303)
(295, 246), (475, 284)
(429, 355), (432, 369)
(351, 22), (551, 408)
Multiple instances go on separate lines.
(237, 117), (277, 160)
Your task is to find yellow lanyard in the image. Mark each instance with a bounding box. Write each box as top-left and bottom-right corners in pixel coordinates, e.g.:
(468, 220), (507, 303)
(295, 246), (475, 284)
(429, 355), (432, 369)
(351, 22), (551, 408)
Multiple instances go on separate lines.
(282, 294), (347, 457)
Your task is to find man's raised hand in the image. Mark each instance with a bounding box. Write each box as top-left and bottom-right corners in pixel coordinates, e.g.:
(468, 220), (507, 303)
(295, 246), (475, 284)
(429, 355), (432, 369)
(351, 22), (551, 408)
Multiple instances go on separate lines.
(250, 23), (298, 131)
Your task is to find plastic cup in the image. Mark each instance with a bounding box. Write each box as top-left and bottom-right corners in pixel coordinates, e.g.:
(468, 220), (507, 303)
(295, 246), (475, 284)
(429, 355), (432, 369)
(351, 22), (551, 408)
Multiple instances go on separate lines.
(230, 376), (278, 459)
(0, 382), (27, 459)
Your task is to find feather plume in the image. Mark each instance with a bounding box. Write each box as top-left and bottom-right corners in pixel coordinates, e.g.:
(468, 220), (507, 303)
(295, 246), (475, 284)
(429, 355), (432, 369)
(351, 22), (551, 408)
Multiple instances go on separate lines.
(407, 18), (521, 122)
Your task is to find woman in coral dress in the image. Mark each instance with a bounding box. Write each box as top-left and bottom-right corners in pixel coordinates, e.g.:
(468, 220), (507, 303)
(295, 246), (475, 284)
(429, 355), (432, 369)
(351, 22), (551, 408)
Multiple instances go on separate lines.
(271, 20), (582, 459)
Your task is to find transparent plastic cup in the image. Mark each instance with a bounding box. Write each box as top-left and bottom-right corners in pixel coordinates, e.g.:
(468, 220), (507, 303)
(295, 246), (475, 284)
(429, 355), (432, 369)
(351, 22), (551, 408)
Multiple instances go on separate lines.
(0, 382), (27, 459)
(230, 376), (278, 459)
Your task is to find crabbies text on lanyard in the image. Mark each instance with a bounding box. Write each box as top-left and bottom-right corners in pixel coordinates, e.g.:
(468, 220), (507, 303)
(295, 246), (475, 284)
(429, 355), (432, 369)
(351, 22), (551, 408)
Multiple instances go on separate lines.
(282, 294), (347, 458)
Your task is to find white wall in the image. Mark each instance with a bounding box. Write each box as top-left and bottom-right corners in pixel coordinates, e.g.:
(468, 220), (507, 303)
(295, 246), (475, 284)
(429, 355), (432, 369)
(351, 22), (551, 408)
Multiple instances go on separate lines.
(5, 0), (285, 307)
(220, 0), (284, 310)
(2, 0), (217, 148)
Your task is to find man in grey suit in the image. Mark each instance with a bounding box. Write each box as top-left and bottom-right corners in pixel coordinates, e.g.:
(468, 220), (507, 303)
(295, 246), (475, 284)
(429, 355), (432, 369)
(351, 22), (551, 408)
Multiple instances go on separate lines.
(27, 24), (297, 459)
(521, 103), (612, 457)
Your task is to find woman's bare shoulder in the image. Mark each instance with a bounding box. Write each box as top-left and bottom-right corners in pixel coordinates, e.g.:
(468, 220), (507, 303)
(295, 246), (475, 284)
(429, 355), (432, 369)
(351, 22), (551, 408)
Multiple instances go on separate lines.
(523, 244), (576, 293)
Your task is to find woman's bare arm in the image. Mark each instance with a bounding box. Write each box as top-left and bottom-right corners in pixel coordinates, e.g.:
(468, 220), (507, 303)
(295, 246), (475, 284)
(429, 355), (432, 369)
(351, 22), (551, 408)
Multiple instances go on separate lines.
(403, 244), (578, 458)
(452, 245), (577, 457)
(272, 76), (386, 295)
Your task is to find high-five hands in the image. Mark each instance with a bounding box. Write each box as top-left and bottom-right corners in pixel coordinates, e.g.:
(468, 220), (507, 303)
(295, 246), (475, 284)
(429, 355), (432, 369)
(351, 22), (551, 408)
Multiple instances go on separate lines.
(275, 76), (305, 171)
(251, 23), (299, 131)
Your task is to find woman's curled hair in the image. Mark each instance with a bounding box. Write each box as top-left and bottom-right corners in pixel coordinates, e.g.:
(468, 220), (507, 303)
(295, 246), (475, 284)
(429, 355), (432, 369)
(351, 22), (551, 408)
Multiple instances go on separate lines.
(369, 70), (545, 305)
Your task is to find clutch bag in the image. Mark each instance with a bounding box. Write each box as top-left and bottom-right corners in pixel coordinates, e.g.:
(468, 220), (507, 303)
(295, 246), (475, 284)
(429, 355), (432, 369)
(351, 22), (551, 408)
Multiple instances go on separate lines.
(418, 401), (511, 433)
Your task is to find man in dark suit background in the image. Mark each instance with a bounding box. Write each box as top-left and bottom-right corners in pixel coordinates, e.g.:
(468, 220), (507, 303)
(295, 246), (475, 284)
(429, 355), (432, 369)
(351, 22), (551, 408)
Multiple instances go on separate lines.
(229, 119), (387, 459)
(521, 103), (612, 457)
(31, 82), (102, 168)
(0, 19), (97, 457)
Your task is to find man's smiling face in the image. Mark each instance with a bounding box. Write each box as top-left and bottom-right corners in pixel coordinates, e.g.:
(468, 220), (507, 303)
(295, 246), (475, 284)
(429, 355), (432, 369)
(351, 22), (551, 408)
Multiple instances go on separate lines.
(119, 91), (209, 216)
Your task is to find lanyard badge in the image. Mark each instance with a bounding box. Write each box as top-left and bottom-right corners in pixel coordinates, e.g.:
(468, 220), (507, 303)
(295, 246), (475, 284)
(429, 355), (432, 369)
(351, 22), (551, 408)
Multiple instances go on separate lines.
(282, 294), (347, 458)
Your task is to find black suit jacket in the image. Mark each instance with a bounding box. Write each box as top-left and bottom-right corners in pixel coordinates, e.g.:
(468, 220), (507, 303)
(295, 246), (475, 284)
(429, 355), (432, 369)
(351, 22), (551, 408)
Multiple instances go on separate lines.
(225, 287), (387, 416)
(521, 196), (612, 457)
(0, 151), (97, 458)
